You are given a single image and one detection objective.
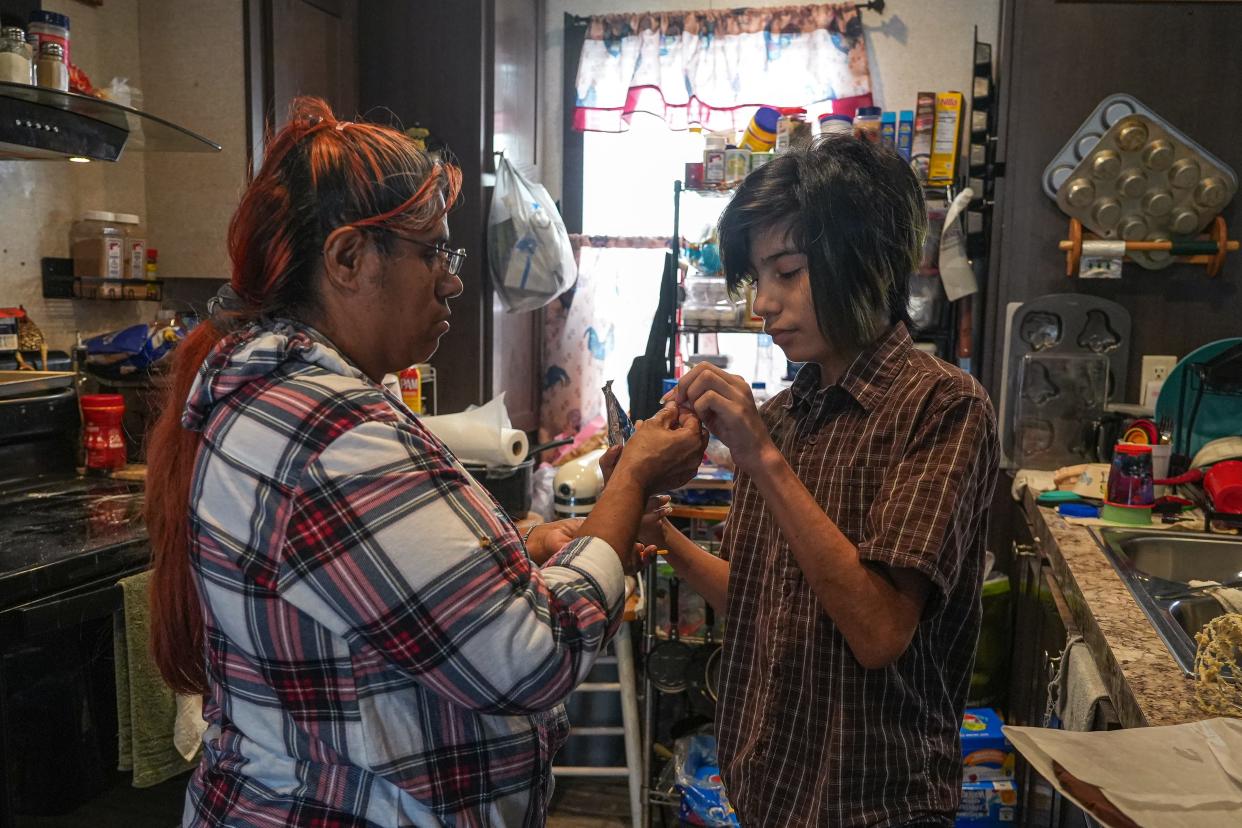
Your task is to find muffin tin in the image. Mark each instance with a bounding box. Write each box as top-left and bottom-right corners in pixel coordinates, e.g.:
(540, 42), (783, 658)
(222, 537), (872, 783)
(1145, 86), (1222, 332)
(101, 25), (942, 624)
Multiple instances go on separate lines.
(1045, 95), (1238, 271)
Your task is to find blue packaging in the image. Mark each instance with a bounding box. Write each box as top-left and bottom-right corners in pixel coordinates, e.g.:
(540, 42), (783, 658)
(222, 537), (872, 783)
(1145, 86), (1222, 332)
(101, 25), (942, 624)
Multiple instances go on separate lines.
(956, 779), (1018, 826)
(897, 110), (914, 160)
(880, 111), (897, 147)
(961, 707), (1014, 782)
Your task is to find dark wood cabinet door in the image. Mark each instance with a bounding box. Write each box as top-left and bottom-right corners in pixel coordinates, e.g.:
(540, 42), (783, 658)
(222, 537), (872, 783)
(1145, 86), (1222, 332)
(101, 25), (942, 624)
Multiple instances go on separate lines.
(488, 0), (544, 432)
(248, 0), (358, 160)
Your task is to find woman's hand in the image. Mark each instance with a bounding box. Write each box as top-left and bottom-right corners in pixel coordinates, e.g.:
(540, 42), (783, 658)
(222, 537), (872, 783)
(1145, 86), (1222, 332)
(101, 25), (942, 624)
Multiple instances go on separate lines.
(525, 517), (661, 573)
(524, 518), (583, 566)
(664, 363), (775, 473)
(609, 404), (707, 495)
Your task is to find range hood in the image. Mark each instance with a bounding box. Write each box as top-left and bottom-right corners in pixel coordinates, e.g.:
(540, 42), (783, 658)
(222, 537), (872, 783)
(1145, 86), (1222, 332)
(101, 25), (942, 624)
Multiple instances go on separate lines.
(0, 80), (220, 161)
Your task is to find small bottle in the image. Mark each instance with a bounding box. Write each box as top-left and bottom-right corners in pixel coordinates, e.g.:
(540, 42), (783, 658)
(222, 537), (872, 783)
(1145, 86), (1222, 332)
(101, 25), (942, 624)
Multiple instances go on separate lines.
(818, 113), (853, 137)
(113, 213), (146, 279)
(853, 106), (883, 143)
(0, 27), (33, 85)
(35, 40), (68, 92)
(145, 248), (159, 280)
(399, 365), (422, 414)
(740, 106), (779, 153)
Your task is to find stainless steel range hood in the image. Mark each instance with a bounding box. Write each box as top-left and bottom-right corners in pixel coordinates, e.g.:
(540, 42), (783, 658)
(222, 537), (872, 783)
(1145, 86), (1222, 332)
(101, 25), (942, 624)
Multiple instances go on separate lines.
(0, 80), (221, 161)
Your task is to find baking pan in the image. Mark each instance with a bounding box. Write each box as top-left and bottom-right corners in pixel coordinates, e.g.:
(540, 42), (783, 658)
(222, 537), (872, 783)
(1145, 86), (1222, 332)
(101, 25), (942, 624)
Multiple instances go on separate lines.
(0, 371), (76, 400)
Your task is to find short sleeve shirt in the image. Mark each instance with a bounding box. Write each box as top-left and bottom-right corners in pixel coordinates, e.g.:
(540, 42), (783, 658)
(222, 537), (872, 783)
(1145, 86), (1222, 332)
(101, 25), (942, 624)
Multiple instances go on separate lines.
(715, 323), (999, 828)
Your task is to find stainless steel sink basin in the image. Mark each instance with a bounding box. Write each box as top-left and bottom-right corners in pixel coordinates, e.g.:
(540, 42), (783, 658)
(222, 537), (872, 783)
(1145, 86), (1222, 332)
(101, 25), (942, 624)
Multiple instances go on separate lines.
(1091, 528), (1242, 675)
(1111, 533), (1242, 585)
(1169, 596), (1225, 643)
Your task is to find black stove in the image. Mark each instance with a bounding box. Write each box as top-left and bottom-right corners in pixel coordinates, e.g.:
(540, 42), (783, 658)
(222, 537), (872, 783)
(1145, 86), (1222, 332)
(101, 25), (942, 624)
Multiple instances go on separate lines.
(0, 473), (148, 610)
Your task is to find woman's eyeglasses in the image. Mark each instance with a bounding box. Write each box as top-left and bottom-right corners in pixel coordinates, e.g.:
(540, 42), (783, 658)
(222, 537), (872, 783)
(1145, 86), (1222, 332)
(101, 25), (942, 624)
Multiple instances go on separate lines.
(392, 234), (468, 276)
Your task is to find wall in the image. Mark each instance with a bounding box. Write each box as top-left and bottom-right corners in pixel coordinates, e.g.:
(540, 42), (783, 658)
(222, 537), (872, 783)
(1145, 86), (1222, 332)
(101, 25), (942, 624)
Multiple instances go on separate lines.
(541, 0), (1002, 202)
(0, 0), (153, 351)
(984, 0), (1242, 400)
(140, 0), (248, 281)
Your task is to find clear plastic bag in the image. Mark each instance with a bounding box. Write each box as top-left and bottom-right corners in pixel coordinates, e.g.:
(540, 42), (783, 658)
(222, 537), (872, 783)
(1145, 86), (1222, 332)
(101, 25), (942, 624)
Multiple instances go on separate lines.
(487, 157), (576, 313)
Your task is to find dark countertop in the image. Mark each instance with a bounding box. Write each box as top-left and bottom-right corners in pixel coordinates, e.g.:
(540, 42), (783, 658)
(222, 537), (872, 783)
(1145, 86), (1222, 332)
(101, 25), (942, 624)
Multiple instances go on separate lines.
(0, 474), (148, 610)
(1024, 490), (1204, 728)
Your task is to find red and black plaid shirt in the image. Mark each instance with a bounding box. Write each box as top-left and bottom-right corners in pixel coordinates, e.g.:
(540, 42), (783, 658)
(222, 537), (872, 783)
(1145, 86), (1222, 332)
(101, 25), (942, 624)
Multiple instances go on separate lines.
(716, 323), (999, 827)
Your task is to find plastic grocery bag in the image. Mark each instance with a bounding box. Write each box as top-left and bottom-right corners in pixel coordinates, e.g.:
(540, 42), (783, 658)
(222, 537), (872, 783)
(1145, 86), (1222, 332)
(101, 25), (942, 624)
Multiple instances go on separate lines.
(674, 734), (741, 827)
(487, 156), (576, 313)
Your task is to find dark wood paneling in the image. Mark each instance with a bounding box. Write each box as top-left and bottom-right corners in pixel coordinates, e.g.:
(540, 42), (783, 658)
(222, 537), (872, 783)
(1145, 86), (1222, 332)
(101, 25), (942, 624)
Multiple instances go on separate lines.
(270, 0), (358, 125)
(561, 14), (587, 234)
(493, 0), (541, 174)
(985, 0), (1242, 401)
(359, 1), (490, 417)
(489, 0), (544, 432)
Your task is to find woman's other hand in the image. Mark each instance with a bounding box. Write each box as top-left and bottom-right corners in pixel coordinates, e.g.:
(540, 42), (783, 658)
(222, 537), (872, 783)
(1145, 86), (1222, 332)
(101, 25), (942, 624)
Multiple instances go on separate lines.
(664, 362), (775, 472)
(524, 518), (584, 566)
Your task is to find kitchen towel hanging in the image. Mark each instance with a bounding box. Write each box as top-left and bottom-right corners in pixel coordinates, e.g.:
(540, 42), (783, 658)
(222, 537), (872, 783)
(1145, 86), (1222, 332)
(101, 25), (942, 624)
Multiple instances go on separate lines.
(113, 570), (204, 787)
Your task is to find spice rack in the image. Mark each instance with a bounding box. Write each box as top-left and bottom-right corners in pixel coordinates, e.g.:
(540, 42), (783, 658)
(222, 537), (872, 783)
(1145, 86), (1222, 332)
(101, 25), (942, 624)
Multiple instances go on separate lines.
(41, 257), (163, 302)
(1059, 216), (1238, 277)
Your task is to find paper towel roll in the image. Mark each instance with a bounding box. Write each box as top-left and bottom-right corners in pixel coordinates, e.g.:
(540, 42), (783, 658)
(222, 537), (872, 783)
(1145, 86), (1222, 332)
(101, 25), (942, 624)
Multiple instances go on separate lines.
(421, 394), (528, 466)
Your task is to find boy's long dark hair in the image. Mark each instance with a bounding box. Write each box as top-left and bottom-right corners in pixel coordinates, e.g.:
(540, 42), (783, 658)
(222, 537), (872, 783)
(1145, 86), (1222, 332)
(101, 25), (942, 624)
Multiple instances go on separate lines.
(718, 136), (927, 350)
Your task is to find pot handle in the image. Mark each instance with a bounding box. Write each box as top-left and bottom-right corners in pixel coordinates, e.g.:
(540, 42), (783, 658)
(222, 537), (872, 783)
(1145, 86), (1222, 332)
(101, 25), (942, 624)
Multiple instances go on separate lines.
(526, 436), (574, 460)
(1156, 469), (1203, 486)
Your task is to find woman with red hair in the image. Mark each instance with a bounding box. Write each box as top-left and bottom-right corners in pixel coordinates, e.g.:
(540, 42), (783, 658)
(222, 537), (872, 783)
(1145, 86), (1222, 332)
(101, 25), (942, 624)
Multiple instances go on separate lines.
(145, 98), (705, 827)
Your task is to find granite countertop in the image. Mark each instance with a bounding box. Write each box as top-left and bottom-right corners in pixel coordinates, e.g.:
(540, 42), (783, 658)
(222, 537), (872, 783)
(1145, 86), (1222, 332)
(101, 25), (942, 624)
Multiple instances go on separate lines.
(1023, 491), (1206, 728)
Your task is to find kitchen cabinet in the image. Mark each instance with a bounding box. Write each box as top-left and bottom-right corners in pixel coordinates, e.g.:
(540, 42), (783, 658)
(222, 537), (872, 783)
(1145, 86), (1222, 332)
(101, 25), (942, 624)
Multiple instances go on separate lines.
(1006, 503), (1119, 828)
(358, 0), (545, 428)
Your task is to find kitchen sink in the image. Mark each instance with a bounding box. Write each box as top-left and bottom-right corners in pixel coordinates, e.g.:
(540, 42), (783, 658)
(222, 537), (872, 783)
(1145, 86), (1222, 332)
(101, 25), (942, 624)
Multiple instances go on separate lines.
(1091, 528), (1242, 675)
(1168, 597), (1226, 642)
(1110, 533), (1242, 585)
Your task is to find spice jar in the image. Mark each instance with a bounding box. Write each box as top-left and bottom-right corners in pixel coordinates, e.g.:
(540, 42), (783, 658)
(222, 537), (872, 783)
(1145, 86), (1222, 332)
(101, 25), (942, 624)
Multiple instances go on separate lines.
(81, 394), (127, 472)
(27, 10), (70, 66)
(0, 27), (32, 85)
(113, 213), (146, 279)
(72, 211), (124, 279)
(36, 41), (68, 91)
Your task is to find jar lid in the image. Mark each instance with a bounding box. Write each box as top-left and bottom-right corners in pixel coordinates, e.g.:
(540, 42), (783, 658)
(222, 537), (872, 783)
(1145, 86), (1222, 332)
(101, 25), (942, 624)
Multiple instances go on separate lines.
(113, 213), (139, 224)
(29, 10), (71, 29)
(819, 113), (853, 123)
(81, 210), (115, 221)
(81, 393), (124, 408)
(1, 26), (26, 41)
(1114, 442), (1153, 456)
(40, 41), (64, 57)
(857, 106), (882, 117)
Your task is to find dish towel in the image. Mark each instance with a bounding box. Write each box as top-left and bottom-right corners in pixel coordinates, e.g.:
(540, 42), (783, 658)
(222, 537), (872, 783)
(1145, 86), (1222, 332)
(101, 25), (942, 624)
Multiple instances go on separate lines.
(1045, 636), (1111, 732)
(113, 569), (205, 787)
(1188, 580), (1242, 613)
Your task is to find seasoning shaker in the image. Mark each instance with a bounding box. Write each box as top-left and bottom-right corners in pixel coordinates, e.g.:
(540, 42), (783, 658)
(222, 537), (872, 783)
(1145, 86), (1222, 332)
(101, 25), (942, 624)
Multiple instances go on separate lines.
(36, 40), (68, 91)
(0, 27), (32, 85)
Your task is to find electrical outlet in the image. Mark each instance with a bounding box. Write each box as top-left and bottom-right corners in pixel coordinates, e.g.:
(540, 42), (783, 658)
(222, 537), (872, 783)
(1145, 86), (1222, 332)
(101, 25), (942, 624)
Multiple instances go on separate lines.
(1140, 355), (1178, 407)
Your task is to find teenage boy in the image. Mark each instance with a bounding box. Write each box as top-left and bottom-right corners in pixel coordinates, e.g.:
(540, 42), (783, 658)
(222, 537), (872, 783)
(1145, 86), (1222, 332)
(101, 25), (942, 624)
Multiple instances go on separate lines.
(656, 137), (999, 827)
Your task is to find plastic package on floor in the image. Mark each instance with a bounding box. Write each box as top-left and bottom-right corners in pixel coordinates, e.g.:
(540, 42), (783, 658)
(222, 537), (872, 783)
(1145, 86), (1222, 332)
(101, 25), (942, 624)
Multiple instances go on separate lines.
(673, 734), (740, 827)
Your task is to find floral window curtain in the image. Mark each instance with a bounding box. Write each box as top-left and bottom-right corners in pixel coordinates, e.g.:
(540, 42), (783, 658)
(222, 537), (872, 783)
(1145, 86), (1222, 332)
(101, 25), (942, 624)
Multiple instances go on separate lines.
(574, 3), (874, 134)
(539, 237), (669, 443)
